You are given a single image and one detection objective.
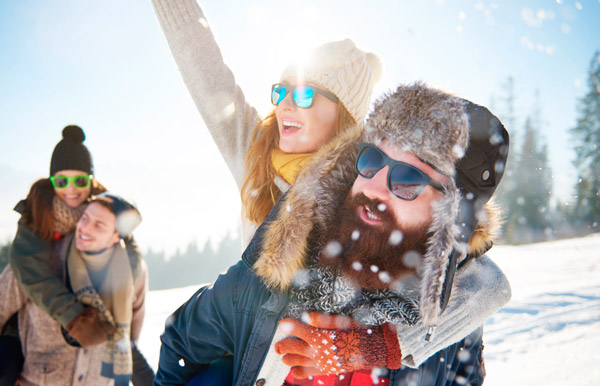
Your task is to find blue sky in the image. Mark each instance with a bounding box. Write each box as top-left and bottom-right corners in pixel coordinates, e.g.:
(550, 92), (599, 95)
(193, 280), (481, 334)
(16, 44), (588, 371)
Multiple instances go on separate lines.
(1, 0), (598, 254)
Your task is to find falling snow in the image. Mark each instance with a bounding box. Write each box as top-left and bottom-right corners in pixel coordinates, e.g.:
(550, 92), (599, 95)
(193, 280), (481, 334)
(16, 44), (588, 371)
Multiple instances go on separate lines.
(324, 241), (343, 258)
(494, 160), (505, 173)
(402, 251), (422, 269)
(197, 17), (209, 29)
(452, 144), (466, 158)
(352, 261), (363, 271)
(378, 271), (391, 283)
(388, 230), (404, 246)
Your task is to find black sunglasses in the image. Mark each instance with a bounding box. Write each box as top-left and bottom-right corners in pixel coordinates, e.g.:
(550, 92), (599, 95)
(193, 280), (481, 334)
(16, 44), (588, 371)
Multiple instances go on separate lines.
(271, 83), (339, 108)
(355, 143), (445, 201)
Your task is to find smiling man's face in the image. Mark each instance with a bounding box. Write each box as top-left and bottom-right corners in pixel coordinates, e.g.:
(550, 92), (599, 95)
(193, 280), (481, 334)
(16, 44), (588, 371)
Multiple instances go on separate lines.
(317, 141), (449, 289)
(74, 202), (120, 253)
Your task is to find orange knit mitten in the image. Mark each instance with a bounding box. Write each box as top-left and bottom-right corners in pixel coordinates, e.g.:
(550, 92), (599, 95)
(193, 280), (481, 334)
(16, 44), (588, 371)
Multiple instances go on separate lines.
(274, 313), (402, 379)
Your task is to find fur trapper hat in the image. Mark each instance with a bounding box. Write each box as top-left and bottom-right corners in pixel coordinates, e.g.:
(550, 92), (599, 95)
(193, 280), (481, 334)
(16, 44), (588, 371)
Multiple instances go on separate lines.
(254, 82), (509, 332)
(363, 82), (509, 329)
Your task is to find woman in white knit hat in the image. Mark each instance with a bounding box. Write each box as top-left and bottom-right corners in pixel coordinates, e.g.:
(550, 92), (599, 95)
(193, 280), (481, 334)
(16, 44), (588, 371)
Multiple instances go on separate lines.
(152, 0), (382, 245)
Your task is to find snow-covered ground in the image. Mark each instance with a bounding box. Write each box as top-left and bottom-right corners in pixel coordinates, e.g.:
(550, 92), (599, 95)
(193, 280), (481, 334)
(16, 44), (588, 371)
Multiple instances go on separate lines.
(138, 234), (600, 385)
(483, 234), (600, 386)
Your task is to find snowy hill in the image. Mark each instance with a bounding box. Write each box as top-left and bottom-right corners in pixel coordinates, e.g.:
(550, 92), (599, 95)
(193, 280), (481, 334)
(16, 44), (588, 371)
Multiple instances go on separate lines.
(138, 234), (600, 385)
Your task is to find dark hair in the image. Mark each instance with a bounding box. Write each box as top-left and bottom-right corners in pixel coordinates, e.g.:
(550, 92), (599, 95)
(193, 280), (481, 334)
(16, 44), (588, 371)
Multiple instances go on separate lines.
(88, 195), (115, 215)
(22, 178), (107, 242)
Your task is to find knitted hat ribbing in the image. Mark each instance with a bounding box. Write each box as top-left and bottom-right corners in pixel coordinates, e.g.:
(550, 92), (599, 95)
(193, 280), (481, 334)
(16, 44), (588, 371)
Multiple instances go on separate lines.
(279, 39), (382, 123)
(50, 125), (93, 176)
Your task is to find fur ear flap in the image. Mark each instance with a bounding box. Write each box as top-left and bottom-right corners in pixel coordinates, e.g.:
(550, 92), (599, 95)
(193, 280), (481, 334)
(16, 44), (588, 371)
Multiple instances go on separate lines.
(254, 126), (364, 290)
(418, 181), (460, 327)
(467, 197), (503, 257)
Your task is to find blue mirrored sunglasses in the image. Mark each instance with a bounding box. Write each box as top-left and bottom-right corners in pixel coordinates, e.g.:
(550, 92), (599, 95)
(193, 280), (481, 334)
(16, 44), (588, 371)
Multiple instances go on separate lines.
(355, 143), (446, 201)
(271, 83), (339, 108)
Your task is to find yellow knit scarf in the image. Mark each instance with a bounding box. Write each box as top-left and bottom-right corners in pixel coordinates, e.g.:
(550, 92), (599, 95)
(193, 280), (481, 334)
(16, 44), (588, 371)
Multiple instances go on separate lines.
(271, 149), (315, 185)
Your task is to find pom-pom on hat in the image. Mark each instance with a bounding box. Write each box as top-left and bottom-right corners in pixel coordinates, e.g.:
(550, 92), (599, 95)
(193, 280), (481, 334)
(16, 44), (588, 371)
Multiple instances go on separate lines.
(279, 38), (382, 124)
(93, 192), (142, 237)
(50, 125), (93, 176)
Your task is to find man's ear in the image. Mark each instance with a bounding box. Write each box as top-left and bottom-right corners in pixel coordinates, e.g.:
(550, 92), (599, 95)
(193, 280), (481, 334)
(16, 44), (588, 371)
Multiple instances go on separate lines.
(111, 231), (121, 247)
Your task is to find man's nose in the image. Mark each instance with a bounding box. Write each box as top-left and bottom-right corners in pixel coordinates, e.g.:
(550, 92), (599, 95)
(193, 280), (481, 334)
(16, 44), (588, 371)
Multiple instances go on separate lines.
(77, 219), (88, 231)
(361, 167), (390, 202)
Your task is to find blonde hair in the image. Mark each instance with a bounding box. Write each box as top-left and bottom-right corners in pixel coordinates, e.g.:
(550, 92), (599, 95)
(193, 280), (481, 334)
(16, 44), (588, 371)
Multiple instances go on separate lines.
(241, 105), (356, 224)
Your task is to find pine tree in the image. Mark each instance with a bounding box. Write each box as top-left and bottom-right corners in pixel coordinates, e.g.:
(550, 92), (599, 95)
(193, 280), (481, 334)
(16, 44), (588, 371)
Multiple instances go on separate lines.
(493, 77), (519, 241)
(570, 51), (600, 232)
(504, 91), (553, 243)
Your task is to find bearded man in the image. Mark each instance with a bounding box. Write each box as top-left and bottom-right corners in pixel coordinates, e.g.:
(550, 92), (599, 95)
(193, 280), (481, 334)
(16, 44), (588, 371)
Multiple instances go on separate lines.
(155, 83), (511, 386)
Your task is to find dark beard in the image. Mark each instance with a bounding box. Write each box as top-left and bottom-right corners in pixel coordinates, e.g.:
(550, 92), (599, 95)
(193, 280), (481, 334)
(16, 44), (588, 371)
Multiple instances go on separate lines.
(317, 192), (430, 290)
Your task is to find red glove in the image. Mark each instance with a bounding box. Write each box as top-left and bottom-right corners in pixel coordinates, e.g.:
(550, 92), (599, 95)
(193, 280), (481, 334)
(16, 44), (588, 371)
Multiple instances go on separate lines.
(274, 313), (402, 379)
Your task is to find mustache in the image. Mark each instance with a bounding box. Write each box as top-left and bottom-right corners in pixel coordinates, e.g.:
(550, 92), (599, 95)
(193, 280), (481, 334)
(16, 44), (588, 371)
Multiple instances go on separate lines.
(351, 193), (398, 228)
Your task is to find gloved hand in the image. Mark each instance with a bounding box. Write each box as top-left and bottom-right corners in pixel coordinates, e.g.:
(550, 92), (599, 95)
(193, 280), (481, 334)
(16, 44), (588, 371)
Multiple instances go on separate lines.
(274, 312), (401, 379)
(66, 307), (116, 348)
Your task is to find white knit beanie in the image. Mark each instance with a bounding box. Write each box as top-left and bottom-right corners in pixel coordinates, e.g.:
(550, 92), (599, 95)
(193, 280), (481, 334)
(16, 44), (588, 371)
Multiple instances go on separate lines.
(279, 39), (382, 123)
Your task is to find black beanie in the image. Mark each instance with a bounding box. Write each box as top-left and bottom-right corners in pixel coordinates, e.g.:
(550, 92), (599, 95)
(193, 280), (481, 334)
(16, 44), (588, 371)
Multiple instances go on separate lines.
(50, 125), (94, 176)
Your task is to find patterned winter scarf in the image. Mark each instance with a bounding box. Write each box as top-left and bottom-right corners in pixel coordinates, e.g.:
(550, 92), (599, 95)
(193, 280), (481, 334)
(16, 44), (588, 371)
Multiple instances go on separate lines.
(52, 195), (86, 235)
(271, 149), (315, 185)
(67, 240), (134, 386)
(287, 266), (421, 327)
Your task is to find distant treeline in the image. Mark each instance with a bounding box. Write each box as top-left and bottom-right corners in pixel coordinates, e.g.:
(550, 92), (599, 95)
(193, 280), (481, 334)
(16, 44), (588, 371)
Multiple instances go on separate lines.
(143, 231), (243, 290)
(0, 232), (243, 291)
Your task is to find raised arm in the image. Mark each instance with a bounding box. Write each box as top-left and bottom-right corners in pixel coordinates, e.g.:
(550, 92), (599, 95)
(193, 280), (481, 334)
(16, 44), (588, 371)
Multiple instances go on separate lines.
(152, 0), (260, 188)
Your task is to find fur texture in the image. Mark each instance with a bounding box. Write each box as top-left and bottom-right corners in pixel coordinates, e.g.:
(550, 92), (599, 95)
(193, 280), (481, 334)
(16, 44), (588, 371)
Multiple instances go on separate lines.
(364, 83), (470, 177)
